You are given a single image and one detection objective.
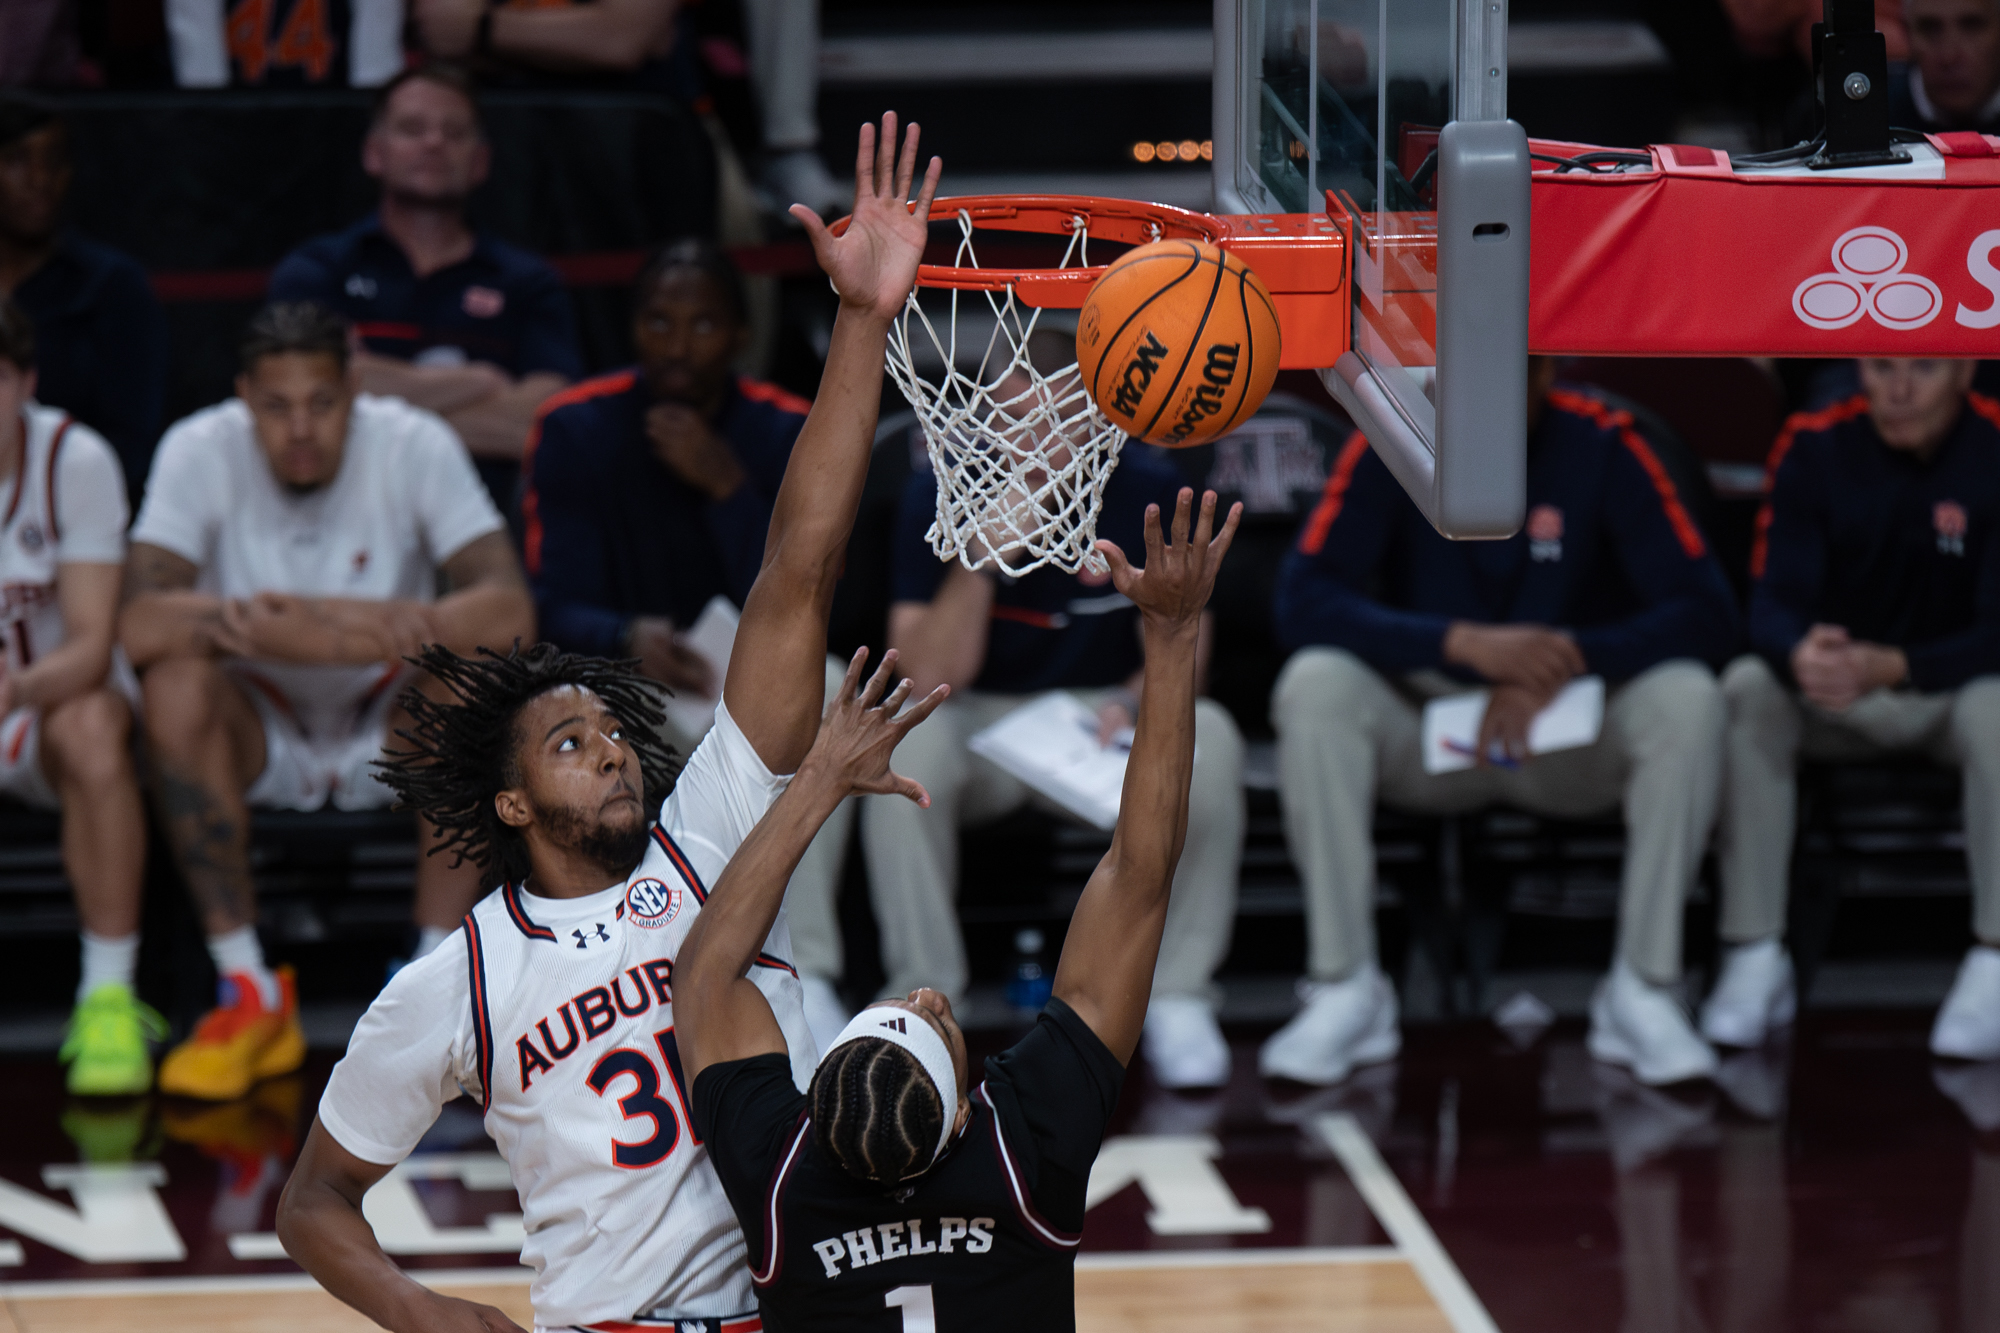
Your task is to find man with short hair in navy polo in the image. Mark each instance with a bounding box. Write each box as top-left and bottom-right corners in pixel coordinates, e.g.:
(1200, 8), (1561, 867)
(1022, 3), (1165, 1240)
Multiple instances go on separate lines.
(1712, 358), (2000, 1064)
(866, 385), (1248, 1092)
(268, 64), (580, 516)
(1270, 358), (1740, 1089)
(524, 238), (862, 1049)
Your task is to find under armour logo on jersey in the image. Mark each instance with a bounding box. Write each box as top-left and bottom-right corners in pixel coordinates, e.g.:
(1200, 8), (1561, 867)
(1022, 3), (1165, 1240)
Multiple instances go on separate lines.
(572, 923), (611, 949)
(879, 1016), (908, 1033)
(344, 274), (377, 299)
(17, 523), (44, 554)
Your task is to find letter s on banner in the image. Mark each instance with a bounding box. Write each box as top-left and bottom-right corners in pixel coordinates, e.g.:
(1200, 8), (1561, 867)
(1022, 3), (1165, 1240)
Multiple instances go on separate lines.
(1959, 231), (2000, 330)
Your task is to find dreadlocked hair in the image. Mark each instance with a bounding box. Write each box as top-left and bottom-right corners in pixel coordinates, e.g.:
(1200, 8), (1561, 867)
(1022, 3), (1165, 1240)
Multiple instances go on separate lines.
(374, 642), (681, 884)
(807, 1039), (946, 1186)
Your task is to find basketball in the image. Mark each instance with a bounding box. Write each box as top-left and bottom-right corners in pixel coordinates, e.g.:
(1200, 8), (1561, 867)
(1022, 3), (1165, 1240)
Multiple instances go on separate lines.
(1075, 239), (1281, 448)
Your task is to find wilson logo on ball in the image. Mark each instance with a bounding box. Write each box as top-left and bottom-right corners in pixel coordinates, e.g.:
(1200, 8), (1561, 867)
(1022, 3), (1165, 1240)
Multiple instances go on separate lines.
(1077, 238), (1281, 448)
(1164, 342), (1243, 444)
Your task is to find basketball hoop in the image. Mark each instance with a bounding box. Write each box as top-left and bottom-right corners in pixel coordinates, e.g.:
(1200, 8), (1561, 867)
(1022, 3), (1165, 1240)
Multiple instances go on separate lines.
(870, 195), (1227, 577)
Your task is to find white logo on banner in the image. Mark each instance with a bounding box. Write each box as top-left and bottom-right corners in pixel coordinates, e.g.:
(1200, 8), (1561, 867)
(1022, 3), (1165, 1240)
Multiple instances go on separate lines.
(1793, 227), (1945, 331)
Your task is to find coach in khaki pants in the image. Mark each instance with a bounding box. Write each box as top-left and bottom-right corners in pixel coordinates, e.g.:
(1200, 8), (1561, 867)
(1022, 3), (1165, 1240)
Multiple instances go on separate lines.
(1706, 358), (2000, 1061)
(1266, 363), (1742, 1088)
(860, 448), (1246, 1091)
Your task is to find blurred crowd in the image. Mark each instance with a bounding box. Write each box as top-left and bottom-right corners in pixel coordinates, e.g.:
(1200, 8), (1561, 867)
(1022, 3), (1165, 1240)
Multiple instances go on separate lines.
(0, 1), (1996, 1116)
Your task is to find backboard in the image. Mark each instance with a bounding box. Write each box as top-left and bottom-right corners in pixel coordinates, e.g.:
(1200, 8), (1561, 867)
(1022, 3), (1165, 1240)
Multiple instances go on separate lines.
(1213, 0), (1530, 538)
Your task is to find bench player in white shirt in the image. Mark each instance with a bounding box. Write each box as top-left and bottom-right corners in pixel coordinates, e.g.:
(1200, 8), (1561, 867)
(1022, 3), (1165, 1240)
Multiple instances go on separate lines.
(0, 299), (159, 1096)
(271, 115), (943, 1333)
(120, 301), (536, 1102)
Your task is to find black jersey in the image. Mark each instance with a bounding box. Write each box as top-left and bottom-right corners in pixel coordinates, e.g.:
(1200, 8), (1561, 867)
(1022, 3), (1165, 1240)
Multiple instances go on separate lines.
(692, 999), (1125, 1332)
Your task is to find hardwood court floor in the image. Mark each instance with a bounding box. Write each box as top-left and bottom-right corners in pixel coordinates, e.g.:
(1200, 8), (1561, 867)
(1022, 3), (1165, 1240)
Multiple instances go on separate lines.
(0, 1011), (1991, 1331)
(0, 1261), (1454, 1333)
(0, 1278), (535, 1333)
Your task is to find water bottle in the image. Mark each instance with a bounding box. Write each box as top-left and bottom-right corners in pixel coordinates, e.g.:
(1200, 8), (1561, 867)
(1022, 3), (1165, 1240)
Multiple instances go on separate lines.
(1006, 928), (1053, 1011)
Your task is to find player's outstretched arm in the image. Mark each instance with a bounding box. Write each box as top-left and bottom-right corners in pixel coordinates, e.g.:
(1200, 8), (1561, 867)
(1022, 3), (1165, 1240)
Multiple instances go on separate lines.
(723, 112), (942, 775)
(277, 1119), (526, 1333)
(678, 648), (946, 1083)
(1051, 489), (1241, 1065)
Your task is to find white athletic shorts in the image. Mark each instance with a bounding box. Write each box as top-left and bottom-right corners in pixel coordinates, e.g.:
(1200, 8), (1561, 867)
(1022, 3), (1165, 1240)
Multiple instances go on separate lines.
(236, 664), (408, 813)
(0, 653), (142, 811)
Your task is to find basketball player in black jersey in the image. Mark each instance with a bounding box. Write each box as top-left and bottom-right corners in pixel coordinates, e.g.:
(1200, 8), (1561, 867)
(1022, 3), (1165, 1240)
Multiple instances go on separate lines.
(678, 486), (1241, 1332)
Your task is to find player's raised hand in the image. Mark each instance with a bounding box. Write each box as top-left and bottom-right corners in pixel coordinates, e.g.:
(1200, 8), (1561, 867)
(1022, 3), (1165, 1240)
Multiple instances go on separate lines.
(793, 112), (942, 322)
(1094, 488), (1242, 629)
(798, 646), (948, 806)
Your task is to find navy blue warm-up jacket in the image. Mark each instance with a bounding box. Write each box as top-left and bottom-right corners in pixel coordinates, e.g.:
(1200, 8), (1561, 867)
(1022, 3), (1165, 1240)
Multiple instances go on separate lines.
(522, 370), (809, 656)
(1750, 392), (2000, 692)
(1276, 387), (1741, 682)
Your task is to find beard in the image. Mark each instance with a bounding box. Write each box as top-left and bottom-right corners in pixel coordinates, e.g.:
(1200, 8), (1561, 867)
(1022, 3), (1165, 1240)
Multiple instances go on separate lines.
(539, 796), (651, 880)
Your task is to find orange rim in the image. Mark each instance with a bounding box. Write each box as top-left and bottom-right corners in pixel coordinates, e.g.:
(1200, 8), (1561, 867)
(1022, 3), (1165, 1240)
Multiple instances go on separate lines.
(832, 193), (1227, 302)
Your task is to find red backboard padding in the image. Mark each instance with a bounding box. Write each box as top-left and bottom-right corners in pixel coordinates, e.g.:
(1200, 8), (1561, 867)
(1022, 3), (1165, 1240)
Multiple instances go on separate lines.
(1529, 136), (2000, 358)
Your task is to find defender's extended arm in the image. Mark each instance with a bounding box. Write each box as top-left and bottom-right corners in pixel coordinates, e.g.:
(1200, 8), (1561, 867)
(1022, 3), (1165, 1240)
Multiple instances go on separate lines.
(1052, 490), (1240, 1065)
(677, 650), (945, 1083)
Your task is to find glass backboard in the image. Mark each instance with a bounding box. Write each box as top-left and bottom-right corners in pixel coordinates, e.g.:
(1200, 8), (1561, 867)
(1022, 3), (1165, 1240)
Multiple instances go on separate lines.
(1214, 0), (1529, 538)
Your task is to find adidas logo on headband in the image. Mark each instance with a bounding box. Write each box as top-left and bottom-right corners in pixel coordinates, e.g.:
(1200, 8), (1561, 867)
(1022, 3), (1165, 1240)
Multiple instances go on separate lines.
(824, 1003), (960, 1169)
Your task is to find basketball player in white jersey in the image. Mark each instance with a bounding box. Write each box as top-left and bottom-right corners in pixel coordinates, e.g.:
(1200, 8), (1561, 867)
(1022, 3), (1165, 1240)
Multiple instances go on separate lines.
(121, 301), (536, 1101)
(0, 298), (158, 1096)
(272, 115), (943, 1333)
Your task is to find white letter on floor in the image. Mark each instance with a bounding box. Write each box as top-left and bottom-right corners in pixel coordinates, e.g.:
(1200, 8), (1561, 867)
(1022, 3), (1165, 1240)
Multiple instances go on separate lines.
(1085, 1135), (1271, 1235)
(0, 1165), (185, 1263)
(230, 1154), (523, 1259)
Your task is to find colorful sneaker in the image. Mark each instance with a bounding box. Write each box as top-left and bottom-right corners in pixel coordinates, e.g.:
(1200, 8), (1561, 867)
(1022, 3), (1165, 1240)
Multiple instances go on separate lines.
(60, 982), (167, 1097)
(158, 967), (306, 1102)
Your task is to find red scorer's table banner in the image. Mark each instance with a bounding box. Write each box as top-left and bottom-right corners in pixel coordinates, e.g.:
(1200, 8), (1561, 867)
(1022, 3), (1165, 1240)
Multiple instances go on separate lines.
(1528, 134), (2000, 358)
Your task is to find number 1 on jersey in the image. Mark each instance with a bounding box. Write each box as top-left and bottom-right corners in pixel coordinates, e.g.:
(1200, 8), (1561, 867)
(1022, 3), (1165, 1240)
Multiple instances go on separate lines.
(885, 1285), (936, 1332)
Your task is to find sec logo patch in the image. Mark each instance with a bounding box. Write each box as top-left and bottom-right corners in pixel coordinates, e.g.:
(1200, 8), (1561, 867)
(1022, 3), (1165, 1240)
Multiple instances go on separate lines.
(627, 877), (681, 929)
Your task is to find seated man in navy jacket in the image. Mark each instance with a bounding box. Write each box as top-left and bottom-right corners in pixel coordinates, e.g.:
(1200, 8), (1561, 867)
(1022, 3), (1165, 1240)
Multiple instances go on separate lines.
(867, 355), (1247, 1089)
(1270, 359), (1740, 1087)
(1712, 358), (2000, 1061)
(0, 98), (169, 505)
(525, 237), (856, 1045)
(268, 66), (580, 516)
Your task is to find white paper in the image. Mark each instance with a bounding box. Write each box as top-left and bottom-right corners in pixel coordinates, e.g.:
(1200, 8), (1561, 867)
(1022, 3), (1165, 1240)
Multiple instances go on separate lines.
(1421, 675), (1606, 775)
(662, 595), (740, 740)
(967, 693), (1131, 831)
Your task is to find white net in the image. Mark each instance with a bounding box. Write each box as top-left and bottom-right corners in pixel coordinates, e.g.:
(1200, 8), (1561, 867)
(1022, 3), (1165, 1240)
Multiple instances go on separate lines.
(886, 209), (1129, 577)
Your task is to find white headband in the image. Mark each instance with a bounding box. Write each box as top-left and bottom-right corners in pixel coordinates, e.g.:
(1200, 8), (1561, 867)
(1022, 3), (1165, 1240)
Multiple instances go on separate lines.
(821, 1004), (960, 1168)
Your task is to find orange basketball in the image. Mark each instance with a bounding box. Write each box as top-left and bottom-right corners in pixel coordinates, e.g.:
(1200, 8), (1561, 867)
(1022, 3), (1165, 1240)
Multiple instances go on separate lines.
(1075, 239), (1282, 448)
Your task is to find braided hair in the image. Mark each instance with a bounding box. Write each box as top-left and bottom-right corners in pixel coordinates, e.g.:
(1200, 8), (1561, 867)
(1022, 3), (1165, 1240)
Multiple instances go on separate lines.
(375, 643), (681, 883)
(807, 1039), (946, 1186)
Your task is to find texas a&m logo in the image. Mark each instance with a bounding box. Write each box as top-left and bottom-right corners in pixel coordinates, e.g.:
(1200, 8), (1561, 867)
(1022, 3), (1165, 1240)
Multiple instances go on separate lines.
(626, 877), (681, 930)
(1527, 504), (1564, 562)
(1936, 500), (1968, 557)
